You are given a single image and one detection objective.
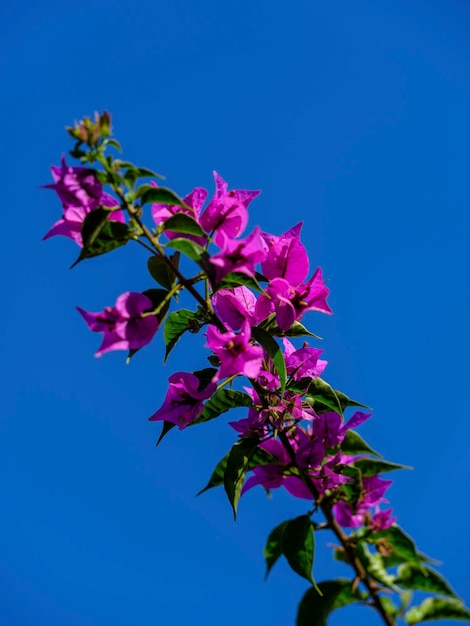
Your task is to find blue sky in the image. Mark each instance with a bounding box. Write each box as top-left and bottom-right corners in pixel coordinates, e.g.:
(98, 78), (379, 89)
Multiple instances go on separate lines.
(1, 1), (469, 624)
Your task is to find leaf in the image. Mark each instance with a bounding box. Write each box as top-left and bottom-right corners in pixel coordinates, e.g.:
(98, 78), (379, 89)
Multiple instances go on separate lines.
(251, 327), (287, 395)
(162, 214), (205, 237)
(197, 446), (274, 495)
(396, 564), (458, 598)
(194, 389), (253, 425)
(72, 208), (130, 267)
(264, 521), (288, 579)
(341, 429), (381, 457)
(217, 272), (263, 292)
(135, 185), (187, 207)
(165, 238), (206, 262)
(147, 252), (180, 290)
(259, 314), (321, 339)
(306, 378), (369, 416)
(142, 288), (170, 322)
(296, 579), (367, 626)
(353, 458), (411, 477)
(223, 438), (260, 519)
(163, 309), (202, 362)
(155, 421), (176, 447)
(405, 597), (470, 624)
(355, 543), (398, 590)
(372, 525), (422, 566)
(282, 515), (316, 586)
(339, 464), (363, 510)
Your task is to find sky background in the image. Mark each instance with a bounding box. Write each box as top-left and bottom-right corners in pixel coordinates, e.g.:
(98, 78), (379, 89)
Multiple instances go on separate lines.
(1, 0), (470, 624)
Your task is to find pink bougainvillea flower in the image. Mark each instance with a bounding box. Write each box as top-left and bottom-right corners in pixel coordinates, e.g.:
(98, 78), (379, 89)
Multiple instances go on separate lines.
(261, 223), (310, 285)
(77, 292), (158, 357)
(148, 372), (216, 429)
(370, 509), (396, 531)
(282, 338), (327, 381)
(211, 286), (258, 330)
(200, 171), (260, 239)
(209, 227), (267, 283)
(256, 268), (332, 331)
(43, 157), (124, 246)
(206, 321), (263, 381)
(333, 475), (394, 529)
(151, 182), (208, 245)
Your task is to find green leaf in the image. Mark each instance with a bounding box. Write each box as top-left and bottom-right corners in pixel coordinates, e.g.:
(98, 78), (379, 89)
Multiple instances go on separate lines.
(217, 272), (263, 292)
(194, 389), (253, 425)
(147, 252), (180, 290)
(282, 515), (316, 586)
(223, 438), (260, 519)
(162, 214), (205, 237)
(306, 378), (369, 416)
(405, 598), (470, 624)
(135, 185), (187, 207)
(379, 596), (399, 618)
(165, 238), (206, 262)
(259, 314), (321, 339)
(372, 525), (422, 566)
(339, 464), (363, 510)
(142, 288), (171, 322)
(396, 564), (458, 598)
(72, 208), (130, 267)
(198, 446), (274, 496)
(296, 579), (367, 626)
(353, 458), (411, 477)
(155, 421), (176, 447)
(263, 521), (289, 579)
(251, 326), (287, 395)
(341, 429), (381, 457)
(163, 309), (202, 361)
(355, 543), (398, 590)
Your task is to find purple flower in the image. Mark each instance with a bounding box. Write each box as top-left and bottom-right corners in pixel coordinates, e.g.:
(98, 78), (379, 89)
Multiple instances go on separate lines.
(152, 183), (208, 245)
(212, 286), (258, 330)
(209, 227), (267, 283)
(261, 223), (310, 285)
(256, 268), (332, 331)
(77, 292), (159, 357)
(333, 475), (394, 529)
(149, 372), (216, 429)
(283, 338), (327, 381)
(200, 171), (260, 239)
(43, 157), (124, 246)
(206, 321), (263, 381)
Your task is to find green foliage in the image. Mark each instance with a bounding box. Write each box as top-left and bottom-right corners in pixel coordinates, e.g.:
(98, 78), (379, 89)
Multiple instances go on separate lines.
(135, 184), (187, 207)
(306, 378), (368, 417)
(165, 237), (206, 261)
(395, 563), (458, 598)
(147, 252), (180, 290)
(372, 525), (423, 567)
(72, 208), (130, 266)
(217, 272), (263, 292)
(405, 597), (470, 624)
(296, 579), (367, 626)
(251, 327), (287, 395)
(264, 515), (318, 588)
(198, 445), (274, 495)
(163, 309), (203, 361)
(258, 314), (321, 339)
(341, 429), (380, 457)
(194, 388), (253, 425)
(223, 438), (260, 519)
(355, 543), (398, 590)
(162, 214), (205, 237)
(353, 458), (411, 477)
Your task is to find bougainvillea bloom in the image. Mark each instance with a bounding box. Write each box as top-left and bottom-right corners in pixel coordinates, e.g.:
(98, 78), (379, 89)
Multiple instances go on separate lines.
(77, 292), (158, 357)
(151, 184), (208, 245)
(149, 372), (216, 429)
(206, 321), (263, 381)
(200, 171), (260, 239)
(256, 268), (332, 330)
(283, 338), (327, 381)
(209, 227), (267, 283)
(211, 286), (258, 330)
(261, 223), (310, 285)
(333, 475), (394, 529)
(43, 157), (124, 246)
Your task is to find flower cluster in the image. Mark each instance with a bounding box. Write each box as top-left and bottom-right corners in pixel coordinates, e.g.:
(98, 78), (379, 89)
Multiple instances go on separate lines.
(44, 115), (467, 626)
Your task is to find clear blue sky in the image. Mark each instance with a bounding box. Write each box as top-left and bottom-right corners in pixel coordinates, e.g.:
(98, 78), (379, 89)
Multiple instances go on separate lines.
(1, 1), (469, 624)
